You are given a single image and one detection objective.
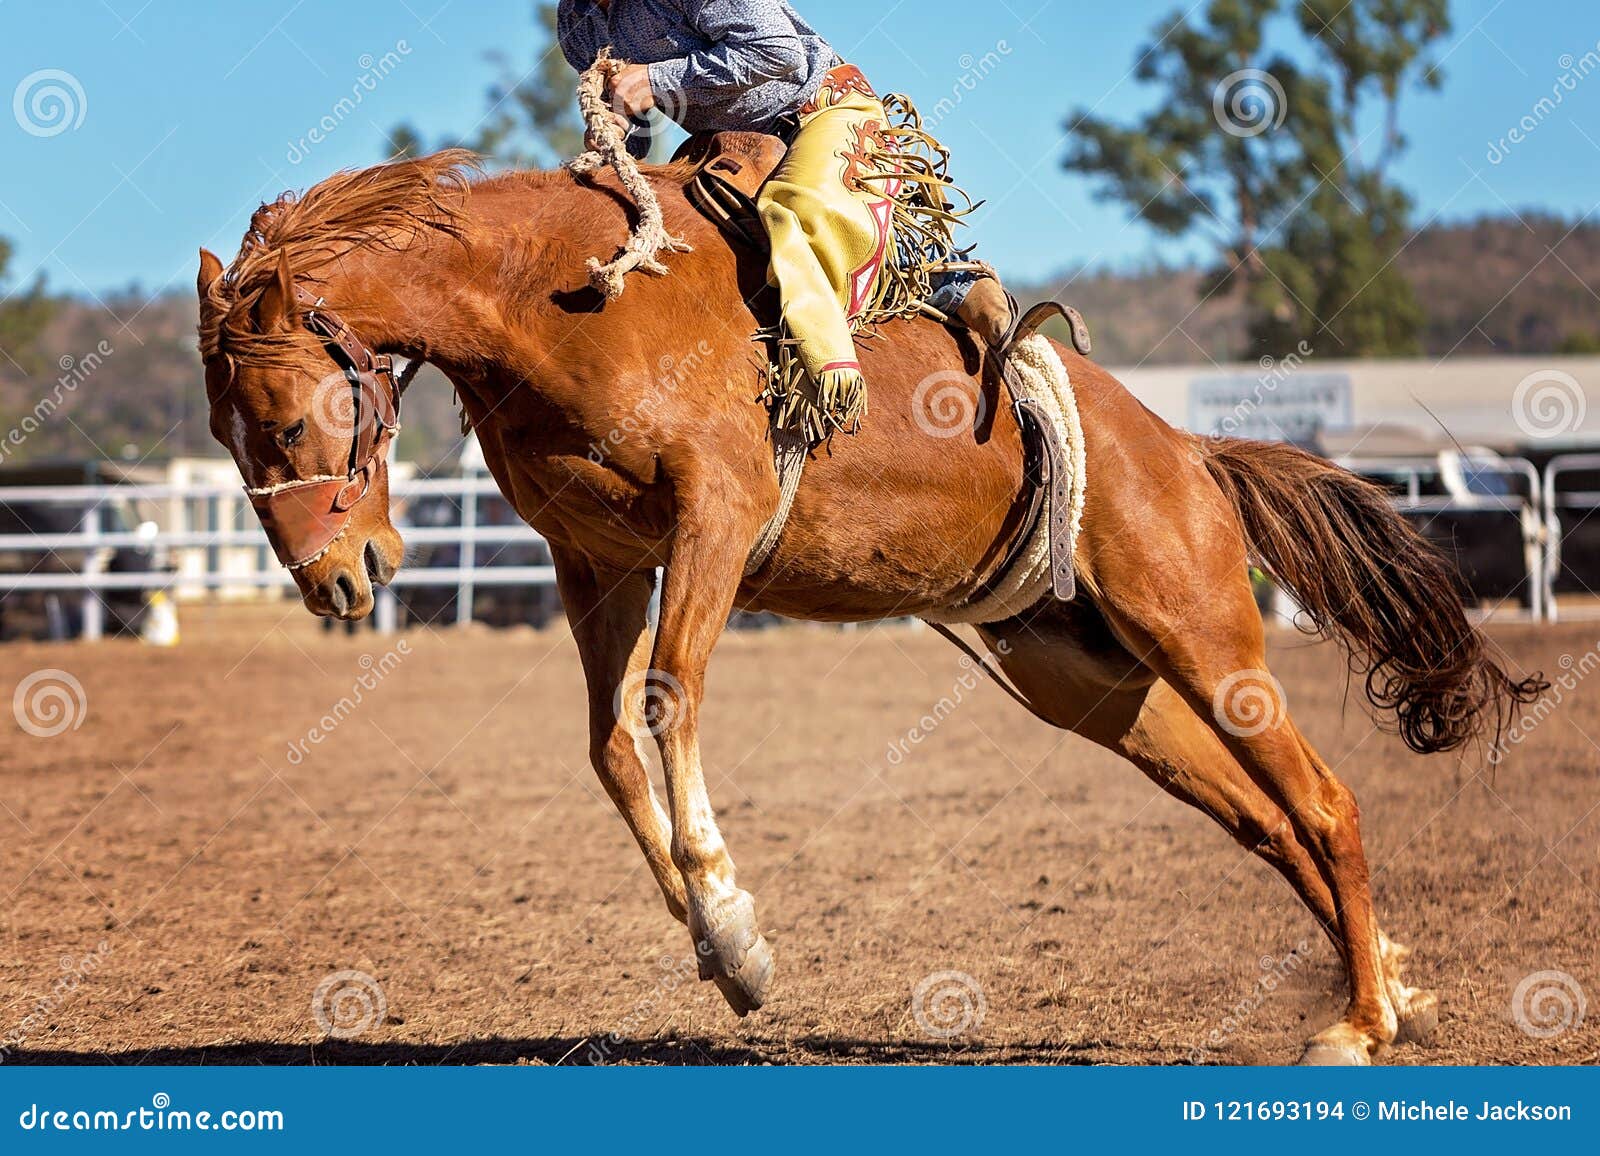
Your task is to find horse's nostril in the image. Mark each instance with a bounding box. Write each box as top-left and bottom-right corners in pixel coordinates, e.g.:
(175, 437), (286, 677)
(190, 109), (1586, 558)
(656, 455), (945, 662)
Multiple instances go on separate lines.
(364, 539), (394, 586)
(334, 572), (358, 614)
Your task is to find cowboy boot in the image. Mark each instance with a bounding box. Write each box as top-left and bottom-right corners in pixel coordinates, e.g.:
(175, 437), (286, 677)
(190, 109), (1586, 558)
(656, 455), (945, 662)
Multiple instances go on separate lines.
(952, 275), (1019, 354)
(960, 278), (1095, 359)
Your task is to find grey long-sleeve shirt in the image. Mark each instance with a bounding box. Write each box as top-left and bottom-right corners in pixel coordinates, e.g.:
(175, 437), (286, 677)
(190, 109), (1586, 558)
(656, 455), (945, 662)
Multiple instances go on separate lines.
(557, 0), (839, 154)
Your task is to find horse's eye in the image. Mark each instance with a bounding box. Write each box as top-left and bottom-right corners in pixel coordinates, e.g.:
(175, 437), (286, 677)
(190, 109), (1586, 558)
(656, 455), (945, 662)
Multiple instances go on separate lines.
(280, 419), (307, 448)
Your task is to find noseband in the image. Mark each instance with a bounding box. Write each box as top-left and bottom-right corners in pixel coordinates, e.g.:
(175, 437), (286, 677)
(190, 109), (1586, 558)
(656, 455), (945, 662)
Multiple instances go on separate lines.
(244, 289), (409, 570)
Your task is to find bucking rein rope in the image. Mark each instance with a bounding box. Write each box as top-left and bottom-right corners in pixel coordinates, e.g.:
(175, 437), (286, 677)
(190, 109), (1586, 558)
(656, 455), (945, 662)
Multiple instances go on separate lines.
(568, 50), (693, 300)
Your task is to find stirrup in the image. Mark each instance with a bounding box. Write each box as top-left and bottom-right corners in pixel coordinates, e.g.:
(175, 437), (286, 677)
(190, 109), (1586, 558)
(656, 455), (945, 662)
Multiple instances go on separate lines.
(1005, 299), (1092, 358)
(994, 289), (1024, 352)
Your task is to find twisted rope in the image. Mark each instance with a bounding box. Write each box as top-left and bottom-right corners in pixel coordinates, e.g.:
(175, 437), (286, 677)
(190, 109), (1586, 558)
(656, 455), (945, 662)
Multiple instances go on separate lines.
(567, 48), (693, 301)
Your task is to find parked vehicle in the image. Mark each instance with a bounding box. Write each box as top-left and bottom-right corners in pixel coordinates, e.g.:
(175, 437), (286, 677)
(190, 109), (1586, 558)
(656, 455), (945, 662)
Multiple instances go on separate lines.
(0, 463), (164, 641)
(394, 485), (563, 629)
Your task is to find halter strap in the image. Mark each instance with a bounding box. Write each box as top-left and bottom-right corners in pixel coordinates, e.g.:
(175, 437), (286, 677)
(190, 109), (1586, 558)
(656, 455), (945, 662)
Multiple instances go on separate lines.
(244, 290), (406, 570)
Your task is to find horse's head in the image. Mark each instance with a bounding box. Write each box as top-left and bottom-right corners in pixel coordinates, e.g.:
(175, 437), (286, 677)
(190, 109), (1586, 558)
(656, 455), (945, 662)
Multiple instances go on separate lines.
(198, 246), (404, 620)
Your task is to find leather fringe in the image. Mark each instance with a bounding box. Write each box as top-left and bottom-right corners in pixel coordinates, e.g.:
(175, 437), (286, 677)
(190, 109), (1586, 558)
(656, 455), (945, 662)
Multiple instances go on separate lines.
(764, 91), (976, 443)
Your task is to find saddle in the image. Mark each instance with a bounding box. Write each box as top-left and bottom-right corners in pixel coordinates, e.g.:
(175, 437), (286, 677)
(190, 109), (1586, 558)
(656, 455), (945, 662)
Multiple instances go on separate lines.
(675, 132), (787, 253)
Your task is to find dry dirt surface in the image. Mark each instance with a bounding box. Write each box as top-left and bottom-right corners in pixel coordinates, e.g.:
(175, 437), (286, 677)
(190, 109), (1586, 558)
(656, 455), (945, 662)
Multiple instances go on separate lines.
(2, 604), (1596, 1066)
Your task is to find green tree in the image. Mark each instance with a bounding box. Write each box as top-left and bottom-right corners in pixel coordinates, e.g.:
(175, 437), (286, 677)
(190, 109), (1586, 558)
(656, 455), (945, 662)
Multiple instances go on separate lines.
(390, 1), (584, 167)
(0, 237), (59, 376)
(1066, 0), (1447, 358)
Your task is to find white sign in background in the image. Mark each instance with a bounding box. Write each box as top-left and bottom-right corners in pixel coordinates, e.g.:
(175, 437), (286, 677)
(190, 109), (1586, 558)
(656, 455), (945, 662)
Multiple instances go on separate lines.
(1189, 373), (1353, 443)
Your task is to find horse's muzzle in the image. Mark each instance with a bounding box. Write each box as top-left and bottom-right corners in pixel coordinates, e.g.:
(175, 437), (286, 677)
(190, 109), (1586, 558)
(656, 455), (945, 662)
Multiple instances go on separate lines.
(247, 456), (383, 571)
(313, 566), (369, 619)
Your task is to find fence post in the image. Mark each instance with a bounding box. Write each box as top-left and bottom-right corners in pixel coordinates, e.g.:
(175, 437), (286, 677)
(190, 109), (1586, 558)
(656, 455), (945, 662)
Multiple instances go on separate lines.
(456, 468), (478, 627)
(1544, 458), (1565, 624)
(81, 498), (104, 641)
(1507, 458), (1545, 624)
(375, 587), (397, 634)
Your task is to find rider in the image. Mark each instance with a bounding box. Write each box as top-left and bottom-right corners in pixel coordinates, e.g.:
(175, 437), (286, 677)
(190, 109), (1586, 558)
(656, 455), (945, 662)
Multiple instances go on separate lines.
(557, 0), (1019, 413)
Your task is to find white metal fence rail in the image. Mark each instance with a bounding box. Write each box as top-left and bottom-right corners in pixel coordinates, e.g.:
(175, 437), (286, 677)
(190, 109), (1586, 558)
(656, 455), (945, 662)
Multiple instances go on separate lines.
(0, 455), (1572, 638)
(1336, 455), (1546, 622)
(1541, 453), (1600, 623)
(0, 475), (554, 638)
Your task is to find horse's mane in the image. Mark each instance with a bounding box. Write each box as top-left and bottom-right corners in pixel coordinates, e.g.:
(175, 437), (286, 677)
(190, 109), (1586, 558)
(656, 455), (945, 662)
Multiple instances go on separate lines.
(200, 149), (480, 371)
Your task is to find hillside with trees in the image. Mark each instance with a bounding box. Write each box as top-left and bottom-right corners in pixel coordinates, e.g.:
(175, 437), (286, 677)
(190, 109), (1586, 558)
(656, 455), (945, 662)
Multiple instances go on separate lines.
(1018, 214), (1600, 366)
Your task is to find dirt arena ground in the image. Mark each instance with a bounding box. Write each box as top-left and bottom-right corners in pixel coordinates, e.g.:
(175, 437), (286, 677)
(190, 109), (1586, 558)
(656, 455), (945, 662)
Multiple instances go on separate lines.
(2, 604), (1596, 1065)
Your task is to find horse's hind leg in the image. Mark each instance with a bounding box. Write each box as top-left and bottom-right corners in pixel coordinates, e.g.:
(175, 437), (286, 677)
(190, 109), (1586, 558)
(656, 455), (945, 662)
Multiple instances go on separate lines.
(983, 622), (1341, 950)
(1094, 588), (1399, 1063)
(1376, 930), (1438, 1044)
(551, 548), (688, 923)
(979, 619), (1345, 966)
(981, 615), (1435, 1053)
(1126, 685), (1439, 1044)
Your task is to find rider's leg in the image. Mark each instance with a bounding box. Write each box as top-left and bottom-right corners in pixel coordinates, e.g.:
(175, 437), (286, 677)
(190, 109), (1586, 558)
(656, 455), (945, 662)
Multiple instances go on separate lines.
(757, 84), (897, 427)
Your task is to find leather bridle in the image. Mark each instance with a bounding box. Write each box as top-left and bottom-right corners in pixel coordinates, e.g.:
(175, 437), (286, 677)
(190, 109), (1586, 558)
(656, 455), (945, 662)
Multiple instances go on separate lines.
(244, 288), (408, 570)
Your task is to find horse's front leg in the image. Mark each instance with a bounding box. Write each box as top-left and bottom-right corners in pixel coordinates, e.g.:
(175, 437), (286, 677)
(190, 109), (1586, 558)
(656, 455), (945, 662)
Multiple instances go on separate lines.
(649, 482), (775, 1015)
(550, 546), (688, 923)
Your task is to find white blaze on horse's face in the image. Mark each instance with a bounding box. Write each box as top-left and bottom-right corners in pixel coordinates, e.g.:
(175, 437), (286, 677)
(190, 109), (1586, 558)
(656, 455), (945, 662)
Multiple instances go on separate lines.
(226, 408), (255, 486)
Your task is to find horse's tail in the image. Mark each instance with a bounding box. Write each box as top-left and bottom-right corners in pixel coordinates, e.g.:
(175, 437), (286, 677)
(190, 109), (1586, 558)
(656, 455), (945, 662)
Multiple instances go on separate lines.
(1198, 436), (1546, 754)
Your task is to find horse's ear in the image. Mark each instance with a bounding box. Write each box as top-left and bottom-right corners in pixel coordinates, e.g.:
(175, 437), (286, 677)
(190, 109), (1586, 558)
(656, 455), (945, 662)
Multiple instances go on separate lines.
(254, 249), (296, 332)
(196, 248), (223, 301)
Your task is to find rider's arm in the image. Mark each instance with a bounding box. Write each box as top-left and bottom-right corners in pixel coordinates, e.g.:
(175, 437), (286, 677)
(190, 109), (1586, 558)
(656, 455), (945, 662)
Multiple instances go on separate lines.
(557, 1), (653, 157)
(646, 0), (808, 112)
(555, 0), (602, 75)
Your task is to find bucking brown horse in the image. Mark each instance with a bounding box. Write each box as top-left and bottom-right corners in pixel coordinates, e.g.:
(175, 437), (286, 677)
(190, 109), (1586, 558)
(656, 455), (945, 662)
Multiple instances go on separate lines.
(197, 149), (1542, 1064)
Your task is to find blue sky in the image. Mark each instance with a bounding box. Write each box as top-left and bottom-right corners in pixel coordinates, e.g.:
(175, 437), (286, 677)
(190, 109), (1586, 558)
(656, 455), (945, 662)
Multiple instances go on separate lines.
(1, 0), (1597, 299)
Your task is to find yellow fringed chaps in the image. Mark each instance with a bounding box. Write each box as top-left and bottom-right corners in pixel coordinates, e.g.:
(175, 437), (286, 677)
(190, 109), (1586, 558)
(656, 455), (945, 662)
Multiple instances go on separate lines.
(755, 66), (976, 440)
(757, 83), (897, 434)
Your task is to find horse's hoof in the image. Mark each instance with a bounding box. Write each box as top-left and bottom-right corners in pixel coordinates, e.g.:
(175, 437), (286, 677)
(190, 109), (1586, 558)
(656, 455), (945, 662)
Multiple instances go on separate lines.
(691, 889), (774, 1014)
(1297, 1040), (1371, 1066)
(693, 891), (757, 976)
(1395, 990), (1440, 1045)
(710, 932), (775, 1017)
